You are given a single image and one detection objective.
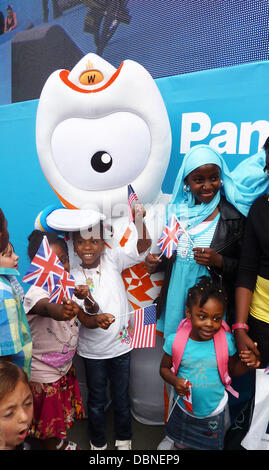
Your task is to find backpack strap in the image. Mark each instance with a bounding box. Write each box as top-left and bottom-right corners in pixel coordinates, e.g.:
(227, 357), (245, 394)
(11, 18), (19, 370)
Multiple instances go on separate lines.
(214, 322), (239, 398)
(171, 318), (239, 398)
(171, 318), (191, 375)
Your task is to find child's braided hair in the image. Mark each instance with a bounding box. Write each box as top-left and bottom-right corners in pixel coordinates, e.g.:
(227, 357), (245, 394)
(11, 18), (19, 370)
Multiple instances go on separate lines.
(186, 276), (227, 311)
(27, 230), (68, 261)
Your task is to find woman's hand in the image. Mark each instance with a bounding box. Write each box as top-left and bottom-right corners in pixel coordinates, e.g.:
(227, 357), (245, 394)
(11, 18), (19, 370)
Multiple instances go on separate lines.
(235, 329), (260, 358)
(145, 253), (162, 274)
(193, 247), (223, 269)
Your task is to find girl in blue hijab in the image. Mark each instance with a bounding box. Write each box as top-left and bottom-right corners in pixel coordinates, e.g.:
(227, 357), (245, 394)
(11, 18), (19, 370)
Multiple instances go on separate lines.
(149, 144), (269, 338)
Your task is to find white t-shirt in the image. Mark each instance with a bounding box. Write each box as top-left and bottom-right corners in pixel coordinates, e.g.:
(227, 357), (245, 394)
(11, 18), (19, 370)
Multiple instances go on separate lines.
(71, 243), (148, 360)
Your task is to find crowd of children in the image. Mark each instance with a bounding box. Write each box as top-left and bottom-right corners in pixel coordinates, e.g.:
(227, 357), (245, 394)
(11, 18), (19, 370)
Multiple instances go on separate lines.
(0, 204), (153, 451)
(0, 196), (262, 451)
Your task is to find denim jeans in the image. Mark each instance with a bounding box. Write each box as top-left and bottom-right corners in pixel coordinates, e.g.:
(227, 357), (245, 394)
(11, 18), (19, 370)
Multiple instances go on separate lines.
(166, 400), (225, 450)
(82, 352), (132, 447)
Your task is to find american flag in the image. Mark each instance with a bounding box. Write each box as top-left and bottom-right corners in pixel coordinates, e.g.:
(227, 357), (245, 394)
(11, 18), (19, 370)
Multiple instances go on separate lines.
(49, 270), (75, 304)
(22, 236), (64, 293)
(128, 184), (139, 223)
(157, 214), (183, 258)
(131, 304), (156, 349)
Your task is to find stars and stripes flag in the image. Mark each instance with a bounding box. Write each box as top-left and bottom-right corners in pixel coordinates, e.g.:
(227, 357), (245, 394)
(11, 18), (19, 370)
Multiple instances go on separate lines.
(131, 304), (157, 349)
(128, 184), (139, 223)
(157, 214), (184, 258)
(120, 184), (139, 246)
(23, 235), (75, 304)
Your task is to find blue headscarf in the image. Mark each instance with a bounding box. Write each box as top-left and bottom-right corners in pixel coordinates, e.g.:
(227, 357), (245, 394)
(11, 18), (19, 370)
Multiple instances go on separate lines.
(167, 144), (269, 228)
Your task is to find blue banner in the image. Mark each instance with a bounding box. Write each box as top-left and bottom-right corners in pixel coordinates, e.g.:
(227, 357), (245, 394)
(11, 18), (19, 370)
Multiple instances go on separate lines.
(0, 60), (269, 278)
(157, 60), (269, 194)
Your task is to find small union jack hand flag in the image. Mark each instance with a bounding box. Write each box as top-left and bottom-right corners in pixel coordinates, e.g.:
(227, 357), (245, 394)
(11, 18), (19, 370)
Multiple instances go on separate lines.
(49, 270), (75, 304)
(183, 381), (194, 414)
(157, 214), (184, 258)
(128, 184), (139, 223)
(22, 236), (64, 293)
(23, 235), (75, 305)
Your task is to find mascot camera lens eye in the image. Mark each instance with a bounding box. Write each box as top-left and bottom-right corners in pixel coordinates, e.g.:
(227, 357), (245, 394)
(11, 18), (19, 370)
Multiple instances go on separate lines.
(91, 151), (113, 173)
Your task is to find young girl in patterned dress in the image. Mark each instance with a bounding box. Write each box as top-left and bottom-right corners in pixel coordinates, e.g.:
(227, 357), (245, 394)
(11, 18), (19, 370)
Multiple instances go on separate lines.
(23, 230), (84, 450)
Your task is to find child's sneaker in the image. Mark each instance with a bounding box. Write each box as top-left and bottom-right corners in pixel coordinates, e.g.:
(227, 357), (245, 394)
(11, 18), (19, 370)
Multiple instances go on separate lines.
(56, 439), (79, 450)
(65, 441), (80, 450)
(157, 436), (174, 450)
(115, 440), (132, 450)
(90, 441), (107, 450)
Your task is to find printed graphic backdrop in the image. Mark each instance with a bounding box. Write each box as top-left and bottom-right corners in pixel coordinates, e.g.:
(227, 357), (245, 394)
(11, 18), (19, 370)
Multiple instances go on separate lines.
(0, 0), (269, 281)
(0, 59), (269, 280)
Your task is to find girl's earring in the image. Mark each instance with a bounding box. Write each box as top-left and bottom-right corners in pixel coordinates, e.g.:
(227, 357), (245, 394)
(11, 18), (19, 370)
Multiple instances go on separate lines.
(184, 184), (190, 192)
(220, 180), (223, 187)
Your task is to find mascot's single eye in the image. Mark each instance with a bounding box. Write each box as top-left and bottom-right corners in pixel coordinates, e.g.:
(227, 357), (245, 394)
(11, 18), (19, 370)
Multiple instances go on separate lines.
(51, 113), (151, 191)
(91, 151), (112, 173)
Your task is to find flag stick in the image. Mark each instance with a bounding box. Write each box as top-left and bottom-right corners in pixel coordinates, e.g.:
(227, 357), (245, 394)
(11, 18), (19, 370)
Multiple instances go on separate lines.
(167, 395), (179, 422)
(144, 222), (194, 276)
(115, 303), (157, 319)
(167, 379), (189, 421)
(180, 225), (195, 246)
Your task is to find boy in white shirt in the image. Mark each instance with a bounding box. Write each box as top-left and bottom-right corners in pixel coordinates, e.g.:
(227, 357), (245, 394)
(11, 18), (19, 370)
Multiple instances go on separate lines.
(71, 204), (151, 450)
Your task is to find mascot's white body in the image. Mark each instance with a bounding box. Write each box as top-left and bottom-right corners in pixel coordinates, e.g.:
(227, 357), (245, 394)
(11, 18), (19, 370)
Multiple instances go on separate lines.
(36, 53), (172, 424)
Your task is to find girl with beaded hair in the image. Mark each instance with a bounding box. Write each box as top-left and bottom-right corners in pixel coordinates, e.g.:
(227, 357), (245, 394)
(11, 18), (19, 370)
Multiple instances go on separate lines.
(160, 276), (260, 450)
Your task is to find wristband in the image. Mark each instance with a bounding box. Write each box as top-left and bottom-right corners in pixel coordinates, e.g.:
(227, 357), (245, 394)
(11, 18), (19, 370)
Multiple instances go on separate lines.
(232, 323), (249, 332)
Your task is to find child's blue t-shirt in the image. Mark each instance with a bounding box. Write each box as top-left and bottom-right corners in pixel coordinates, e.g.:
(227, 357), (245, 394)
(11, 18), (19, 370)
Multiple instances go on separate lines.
(164, 332), (237, 418)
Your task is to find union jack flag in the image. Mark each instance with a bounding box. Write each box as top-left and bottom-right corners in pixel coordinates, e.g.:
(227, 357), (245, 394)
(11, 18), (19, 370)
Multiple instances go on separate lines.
(157, 214), (184, 258)
(22, 236), (64, 293)
(49, 270), (75, 304)
(182, 381), (194, 414)
(128, 184), (139, 223)
(131, 304), (156, 349)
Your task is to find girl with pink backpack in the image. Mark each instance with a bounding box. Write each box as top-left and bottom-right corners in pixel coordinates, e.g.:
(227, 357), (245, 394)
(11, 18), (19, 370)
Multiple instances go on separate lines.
(160, 276), (260, 450)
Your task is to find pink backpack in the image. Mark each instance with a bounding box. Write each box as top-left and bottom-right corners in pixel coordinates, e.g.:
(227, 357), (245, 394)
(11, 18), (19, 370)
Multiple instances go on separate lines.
(171, 318), (239, 398)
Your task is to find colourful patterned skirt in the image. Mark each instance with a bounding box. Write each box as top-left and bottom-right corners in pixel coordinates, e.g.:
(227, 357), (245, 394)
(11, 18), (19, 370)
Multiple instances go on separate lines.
(29, 366), (85, 440)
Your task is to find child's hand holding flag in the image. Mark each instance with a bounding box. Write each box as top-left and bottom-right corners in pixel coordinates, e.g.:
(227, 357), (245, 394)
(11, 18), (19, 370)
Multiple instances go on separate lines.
(120, 184), (139, 247)
(170, 378), (193, 417)
(128, 184), (139, 223)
